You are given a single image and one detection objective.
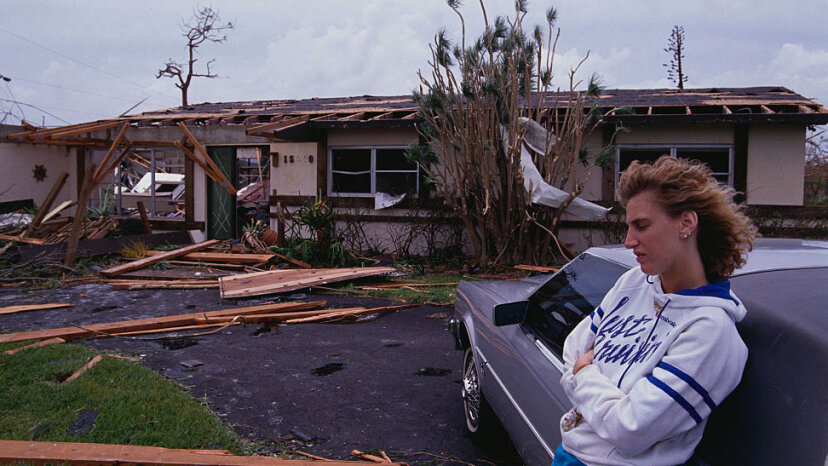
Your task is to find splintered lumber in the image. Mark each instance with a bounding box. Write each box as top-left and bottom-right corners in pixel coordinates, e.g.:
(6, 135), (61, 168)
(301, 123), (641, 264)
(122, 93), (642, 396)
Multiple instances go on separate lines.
(99, 239), (221, 276)
(38, 200), (75, 225)
(25, 171), (68, 236)
(199, 308), (366, 324)
(64, 163), (96, 266)
(4, 338), (65, 355)
(61, 354), (103, 385)
(219, 266), (397, 299)
(145, 250), (275, 264)
(110, 280), (219, 290)
(284, 304), (419, 324)
(270, 250), (312, 268)
(0, 439), (394, 465)
(0, 302), (73, 316)
(0, 300), (325, 345)
(351, 450), (391, 463)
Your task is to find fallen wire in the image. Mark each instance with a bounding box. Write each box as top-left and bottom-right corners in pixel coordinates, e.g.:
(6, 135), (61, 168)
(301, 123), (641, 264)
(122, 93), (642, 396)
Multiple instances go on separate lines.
(66, 315), (247, 341)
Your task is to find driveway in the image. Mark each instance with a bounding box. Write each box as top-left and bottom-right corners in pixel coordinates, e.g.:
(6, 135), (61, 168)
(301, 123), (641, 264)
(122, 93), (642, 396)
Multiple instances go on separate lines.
(0, 284), (522, 465)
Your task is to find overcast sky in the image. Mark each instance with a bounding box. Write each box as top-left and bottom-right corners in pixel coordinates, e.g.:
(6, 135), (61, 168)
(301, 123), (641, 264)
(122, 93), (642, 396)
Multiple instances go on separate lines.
(1, 0), (826, 127)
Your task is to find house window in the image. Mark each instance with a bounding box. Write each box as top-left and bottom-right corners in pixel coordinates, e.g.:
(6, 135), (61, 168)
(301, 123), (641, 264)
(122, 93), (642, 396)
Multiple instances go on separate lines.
(616, 145), (733, 186)
(329, 147), (419, 196)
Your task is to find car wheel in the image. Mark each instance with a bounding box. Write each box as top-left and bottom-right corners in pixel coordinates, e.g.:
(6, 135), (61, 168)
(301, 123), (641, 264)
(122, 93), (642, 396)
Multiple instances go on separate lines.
(462, 346), (494, 435)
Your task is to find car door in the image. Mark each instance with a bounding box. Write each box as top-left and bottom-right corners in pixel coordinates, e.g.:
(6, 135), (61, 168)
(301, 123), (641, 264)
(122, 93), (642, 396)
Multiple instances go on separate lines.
(482, 254), (627, 463)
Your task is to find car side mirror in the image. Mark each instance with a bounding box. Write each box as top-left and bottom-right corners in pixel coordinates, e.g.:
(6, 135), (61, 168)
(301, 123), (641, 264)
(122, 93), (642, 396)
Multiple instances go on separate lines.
(494, 300), (529, 326)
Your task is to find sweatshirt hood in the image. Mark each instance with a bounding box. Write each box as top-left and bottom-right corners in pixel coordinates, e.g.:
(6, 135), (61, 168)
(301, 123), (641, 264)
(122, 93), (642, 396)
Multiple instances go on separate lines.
(650, 274), (747, 322)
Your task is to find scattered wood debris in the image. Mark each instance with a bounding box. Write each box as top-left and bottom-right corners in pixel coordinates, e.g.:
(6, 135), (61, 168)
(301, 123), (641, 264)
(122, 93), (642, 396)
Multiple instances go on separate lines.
(351, 449), (393, 463)
(0, 439), (403, 465)
(99, 239), (222, 277)
(0, 302), (73, 316)
(219, 267), (397, 299)
(4, 337), (66, 355)
(61, 354), (104, 386)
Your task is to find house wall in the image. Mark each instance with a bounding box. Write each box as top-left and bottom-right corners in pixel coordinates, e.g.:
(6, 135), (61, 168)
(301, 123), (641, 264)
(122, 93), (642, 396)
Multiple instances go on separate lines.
(746, 124), (804, 205)
(0, 138), (79, 213)
(269, 142), (321, 196)
(614, 124), (734, 145)
(327, 128), (418, 146)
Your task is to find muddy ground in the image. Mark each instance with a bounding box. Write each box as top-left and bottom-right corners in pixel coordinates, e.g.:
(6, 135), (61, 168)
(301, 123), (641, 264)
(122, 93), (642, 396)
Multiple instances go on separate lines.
(0, 284), (522, 465)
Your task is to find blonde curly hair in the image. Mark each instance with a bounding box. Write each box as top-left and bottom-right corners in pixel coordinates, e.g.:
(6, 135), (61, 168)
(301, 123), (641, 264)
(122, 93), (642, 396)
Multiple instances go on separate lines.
(618, 155), (757, 282)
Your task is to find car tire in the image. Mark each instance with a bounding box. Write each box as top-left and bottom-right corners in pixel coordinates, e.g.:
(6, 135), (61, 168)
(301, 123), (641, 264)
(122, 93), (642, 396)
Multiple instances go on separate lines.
(462, 346), (496, 436)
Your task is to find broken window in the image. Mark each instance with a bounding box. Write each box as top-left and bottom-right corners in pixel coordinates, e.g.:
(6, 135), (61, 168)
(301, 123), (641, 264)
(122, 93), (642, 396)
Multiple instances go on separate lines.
(87, 147), (186, 219)
(616, 145), (733, 187)
(329, 147), (419, 196)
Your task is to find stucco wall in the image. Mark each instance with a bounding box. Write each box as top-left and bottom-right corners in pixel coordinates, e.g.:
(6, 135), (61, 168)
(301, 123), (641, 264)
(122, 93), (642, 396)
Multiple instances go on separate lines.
(746, 124), (804, 205)
(0, 141), (78, 211)
(614, 124), (734, 145)
(269, 142), (320, 197)
(327, 128), (418, 146)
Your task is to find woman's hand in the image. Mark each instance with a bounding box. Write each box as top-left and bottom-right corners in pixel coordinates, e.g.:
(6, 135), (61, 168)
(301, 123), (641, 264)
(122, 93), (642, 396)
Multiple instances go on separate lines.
(573, 349), (594, 375)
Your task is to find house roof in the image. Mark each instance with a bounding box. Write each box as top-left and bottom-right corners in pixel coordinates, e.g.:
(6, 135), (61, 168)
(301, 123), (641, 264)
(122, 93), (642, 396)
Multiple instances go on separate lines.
(7, 86), (828, 146)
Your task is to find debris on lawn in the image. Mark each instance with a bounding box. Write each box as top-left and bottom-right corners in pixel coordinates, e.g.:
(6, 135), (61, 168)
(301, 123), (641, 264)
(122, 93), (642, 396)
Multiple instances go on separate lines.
(61, 354), (104, 386)
(0, 439), (407, 465)
(513, 264), (559, 273)
(219, 267), (397, 299)
(351, 449), (394, 463)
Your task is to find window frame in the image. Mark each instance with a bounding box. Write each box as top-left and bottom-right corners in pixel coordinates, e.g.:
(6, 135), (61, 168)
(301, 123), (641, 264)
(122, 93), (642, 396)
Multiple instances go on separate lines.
(327, 145), (419, 197)
(615, 144), (734, 188)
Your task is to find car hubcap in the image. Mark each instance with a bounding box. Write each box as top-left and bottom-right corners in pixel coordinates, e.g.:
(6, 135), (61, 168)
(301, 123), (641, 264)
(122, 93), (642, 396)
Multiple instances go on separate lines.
(463, 354), (480, 427)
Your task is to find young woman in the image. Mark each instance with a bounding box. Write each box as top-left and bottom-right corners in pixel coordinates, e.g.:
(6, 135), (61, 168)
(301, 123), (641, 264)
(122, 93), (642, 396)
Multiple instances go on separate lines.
(554, 156), (756, 465)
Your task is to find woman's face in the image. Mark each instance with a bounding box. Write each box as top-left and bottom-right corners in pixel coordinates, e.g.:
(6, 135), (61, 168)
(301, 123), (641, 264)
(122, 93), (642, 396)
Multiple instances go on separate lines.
(624, 190), (685, 277)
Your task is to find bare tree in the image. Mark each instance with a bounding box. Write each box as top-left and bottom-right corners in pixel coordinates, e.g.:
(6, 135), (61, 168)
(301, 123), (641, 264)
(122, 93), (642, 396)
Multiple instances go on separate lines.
(663, 25), (688, 90)
(409, 0), (617, 269)
(157, 6), (233, 106)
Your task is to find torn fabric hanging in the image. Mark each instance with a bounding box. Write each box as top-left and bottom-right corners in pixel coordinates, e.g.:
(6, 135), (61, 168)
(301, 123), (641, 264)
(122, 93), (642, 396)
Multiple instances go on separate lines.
(504, 117), (610, 221)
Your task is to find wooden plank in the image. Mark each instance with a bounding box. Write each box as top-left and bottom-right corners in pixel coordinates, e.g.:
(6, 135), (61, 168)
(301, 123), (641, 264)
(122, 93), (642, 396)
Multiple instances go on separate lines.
(18, 231), (192, 263)
(64, 163), (96, 266)
(99, 239), (221, 277)
(61, 354), (103, 385)
(0, 233), (47, 245)
(245, 115), (308, 134)
(111, 280), (219, 290)
(44, 120), (123, 139)
(177, 123), (237, 195)
(175, 140), (229, 190)
(270, 251), (311, 268)
(196, 308), (364, 324)
(0, 302), (73, 316)
(101, 322), (230, 337)
(25, 172), (69, 236)
(0, 300), (326, 344)
(355, 282), (458, 289)
(219, 267), (396, 299)
(284, 304), (419, 324)
(0, 440), (379, 465)
(39, 200), (75, 225)
(144, 250), (274, 264)
(4, 338), (65, 355)
(513, 264), (559, 273)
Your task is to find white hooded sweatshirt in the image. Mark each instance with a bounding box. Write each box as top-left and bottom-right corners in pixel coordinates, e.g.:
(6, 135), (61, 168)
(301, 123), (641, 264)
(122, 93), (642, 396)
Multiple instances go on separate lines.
(559, 267), (748, 466)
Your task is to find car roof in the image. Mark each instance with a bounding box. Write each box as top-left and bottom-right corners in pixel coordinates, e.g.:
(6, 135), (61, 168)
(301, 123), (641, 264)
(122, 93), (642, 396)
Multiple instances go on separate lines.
(584, 238), (828, 276)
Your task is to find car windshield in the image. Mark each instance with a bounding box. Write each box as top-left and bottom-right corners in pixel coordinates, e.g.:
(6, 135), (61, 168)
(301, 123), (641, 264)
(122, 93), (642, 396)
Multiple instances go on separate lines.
(524, 253), (628, 357)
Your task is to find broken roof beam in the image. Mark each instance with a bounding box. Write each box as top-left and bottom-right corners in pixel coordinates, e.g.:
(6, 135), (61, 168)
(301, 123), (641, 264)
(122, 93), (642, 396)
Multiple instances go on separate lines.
(310, 113), (339, 121)
(99, 239), (222, 277)
(41, 120), (125, 140)
(370, 111), (396, 120)
(339, 112), (366, 121)
(401, 111), (418, 120)
(91, 122), (130, 184)
(245, 115), (308, 135)
(178, 123), (237, 194)
(723, 105), (732, 114)
(761, 104), (774, 114)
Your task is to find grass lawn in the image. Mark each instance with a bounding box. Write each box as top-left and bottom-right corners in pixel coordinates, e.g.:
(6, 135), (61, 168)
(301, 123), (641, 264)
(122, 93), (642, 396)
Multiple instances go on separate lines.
(0, 341), (240, 452)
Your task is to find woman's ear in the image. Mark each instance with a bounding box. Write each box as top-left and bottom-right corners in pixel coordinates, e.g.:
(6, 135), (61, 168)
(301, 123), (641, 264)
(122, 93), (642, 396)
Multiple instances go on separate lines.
(680, 210), (698, 236)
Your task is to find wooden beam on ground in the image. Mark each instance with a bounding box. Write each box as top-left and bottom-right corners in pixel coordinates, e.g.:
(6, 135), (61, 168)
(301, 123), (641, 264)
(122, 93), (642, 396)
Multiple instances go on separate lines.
(64, 163), (96, 266)
(100, 322), (230, 337)
(0, 440), (383, 465)
(99, 239), (221, 277)
(219, 267), (397, 299)
(110, 280), (219, 290)
(0, 302), (73, 316)
(0, 300), (326, 345)
(513, 264), (559, 273)
(61, 354), (103, 385)
(25, 171), (69, 236)
(201, 308), (365, 324)
(4, 338), (65, 355)
(284, 304), (419, 324)
(0, 233), (47, 245)
(177, 122), (237, 195)
(269, 251), (312, 268)
(143, 250), (275, 264)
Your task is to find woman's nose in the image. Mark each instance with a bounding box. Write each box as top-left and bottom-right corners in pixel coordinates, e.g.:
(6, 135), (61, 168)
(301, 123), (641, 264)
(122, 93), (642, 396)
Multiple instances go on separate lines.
(624, 229), (637, 249)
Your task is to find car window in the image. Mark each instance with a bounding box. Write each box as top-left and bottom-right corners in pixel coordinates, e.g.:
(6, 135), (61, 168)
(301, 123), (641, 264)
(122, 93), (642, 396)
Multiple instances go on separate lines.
(523, 254), (627, 357)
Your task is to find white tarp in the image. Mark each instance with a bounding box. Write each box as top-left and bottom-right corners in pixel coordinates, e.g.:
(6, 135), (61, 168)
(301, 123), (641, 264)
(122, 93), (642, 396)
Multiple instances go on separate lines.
(505, 117), (610, 221)
(374, 192), (406, 210)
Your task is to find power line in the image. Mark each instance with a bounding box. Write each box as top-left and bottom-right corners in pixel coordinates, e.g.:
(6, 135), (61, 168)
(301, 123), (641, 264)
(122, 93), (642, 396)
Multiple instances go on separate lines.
(0, 25), (178, 101)
(6, 75), (145, 103)
(0, 98), (71, 124)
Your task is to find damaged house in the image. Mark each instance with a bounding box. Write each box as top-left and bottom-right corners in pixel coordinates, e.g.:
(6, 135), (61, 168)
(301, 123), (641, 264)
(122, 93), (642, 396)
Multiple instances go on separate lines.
(2, 86), (827, 255)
